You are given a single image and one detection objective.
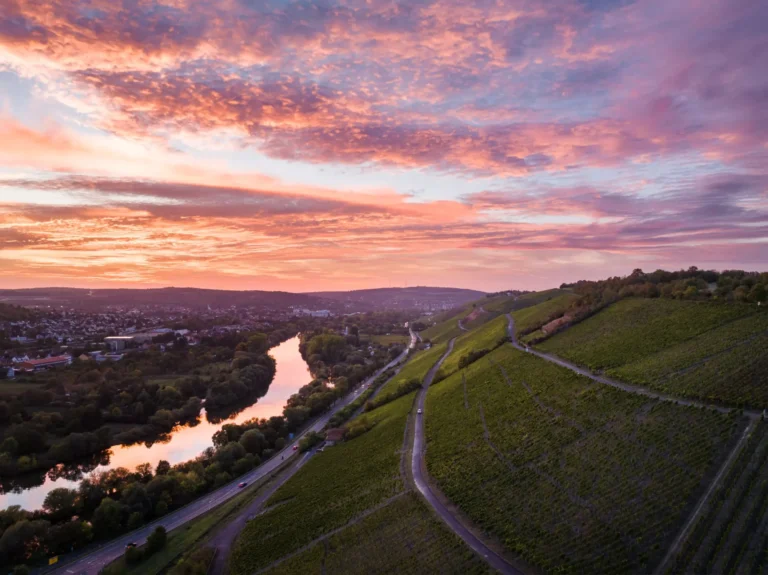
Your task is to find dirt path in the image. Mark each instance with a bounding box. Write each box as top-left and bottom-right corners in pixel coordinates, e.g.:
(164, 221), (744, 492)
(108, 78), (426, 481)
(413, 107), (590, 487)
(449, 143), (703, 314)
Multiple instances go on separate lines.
(504, 314), (758, 417)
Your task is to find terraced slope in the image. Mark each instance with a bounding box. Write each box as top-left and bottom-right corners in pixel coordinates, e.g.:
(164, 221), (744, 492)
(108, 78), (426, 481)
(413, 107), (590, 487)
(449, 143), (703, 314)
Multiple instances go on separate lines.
(513, 292), (579, 343)
(665, 421), (768, 575)
(228, 347), (486, 575)
(425, 344), (742, 574)
(421, 308), (471, 343)
(483, 288), (571, 315)
(375, 342), (448, 397)
(436, 315), (508, 380)
(538, 298), (767, 408)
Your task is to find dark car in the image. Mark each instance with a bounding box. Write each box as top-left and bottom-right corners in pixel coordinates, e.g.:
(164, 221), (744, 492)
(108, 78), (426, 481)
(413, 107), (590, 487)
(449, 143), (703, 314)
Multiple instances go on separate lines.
(238, 481), (247, 488)
(125, 542), (137, 549)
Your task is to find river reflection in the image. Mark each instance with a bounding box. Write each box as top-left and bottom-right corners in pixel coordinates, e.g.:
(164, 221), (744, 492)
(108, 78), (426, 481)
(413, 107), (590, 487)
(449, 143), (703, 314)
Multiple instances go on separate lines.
(0, 336), (311, 511)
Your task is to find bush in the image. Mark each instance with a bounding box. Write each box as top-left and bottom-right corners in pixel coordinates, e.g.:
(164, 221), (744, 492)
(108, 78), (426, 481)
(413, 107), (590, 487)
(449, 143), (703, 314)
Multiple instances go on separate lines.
(299, 431), (324, 452)
(125, 545), (144, 564)
(146, 525), (167, 555)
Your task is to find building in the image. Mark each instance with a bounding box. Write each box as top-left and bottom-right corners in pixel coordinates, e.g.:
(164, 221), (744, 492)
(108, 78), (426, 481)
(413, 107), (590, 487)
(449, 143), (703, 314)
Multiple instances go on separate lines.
(16, 355), (72, 372)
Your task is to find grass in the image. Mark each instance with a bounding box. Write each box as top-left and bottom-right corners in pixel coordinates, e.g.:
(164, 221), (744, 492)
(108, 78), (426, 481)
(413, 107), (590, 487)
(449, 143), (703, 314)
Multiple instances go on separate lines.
(102, 459), (293, 575)
(483, 288), (571, 315)
(0, 381), (46, 395)
(538, 298), (756, 371)
(263, 492), (491, 575)
(425, 343), (741, 574)
(437, 315), (508, 379)
(375, 343), (448, 398)
(512, 292), (578, 335)
(538, 298), (768, 408)
(228, 392), (415, 574)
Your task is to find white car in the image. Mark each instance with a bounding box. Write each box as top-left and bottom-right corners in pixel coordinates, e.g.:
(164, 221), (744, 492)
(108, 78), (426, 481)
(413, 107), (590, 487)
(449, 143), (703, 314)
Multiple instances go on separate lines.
(417, 408), (423, 414)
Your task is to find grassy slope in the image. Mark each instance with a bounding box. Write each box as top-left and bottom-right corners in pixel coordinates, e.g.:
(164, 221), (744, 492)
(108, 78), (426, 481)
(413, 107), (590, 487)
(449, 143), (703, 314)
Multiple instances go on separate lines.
(420, 308), (469, 344)
(538, 298), (755, 370)
(538, 298), (768, 407)
(376, 343), (448, 397)
(437, 315), (508, 379)
(264, 492), (490, 575)
(512, 292), (578, 338)
(229, 334), (483, 575)
(484, 288), (571, 315)
(425, 344), (739, 574)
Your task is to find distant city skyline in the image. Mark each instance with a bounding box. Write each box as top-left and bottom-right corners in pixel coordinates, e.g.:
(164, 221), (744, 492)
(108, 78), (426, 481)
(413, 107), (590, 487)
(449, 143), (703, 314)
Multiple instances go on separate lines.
(1, 0), (766, 291)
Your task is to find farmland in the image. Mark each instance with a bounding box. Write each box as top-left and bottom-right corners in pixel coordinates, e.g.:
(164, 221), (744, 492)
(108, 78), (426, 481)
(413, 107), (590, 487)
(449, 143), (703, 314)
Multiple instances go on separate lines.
(538, 298), (768, 408)
(436, 315), (508, 380)
(425, 344), (741, 573)
(511, 292), (578, 341)
(228, 392), (413, 574)
(420, 308), (470, 343)
(263, 492), (490, 575)
(483, 288), (571, 315)
(375, 342), (448, 398)
(665, 420), (768, 574)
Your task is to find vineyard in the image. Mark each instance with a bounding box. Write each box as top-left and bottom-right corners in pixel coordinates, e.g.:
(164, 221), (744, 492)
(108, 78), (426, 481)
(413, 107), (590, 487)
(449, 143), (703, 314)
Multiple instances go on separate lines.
(483, 288), (571, 315)
(424, 344), (742, 573)
(667, 421), (768, 574)
(263, 492), (491, 575)
(512, 292), (579, 342)
(436, 315), (508, 380)
(375, 342), (448, 398)
(538, 298), (768, 408)
(228, 392), (414, 574)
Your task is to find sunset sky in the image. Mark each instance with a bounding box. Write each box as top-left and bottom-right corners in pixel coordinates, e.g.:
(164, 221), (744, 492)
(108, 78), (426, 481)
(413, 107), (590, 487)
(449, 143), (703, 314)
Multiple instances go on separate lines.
(1, 0), (766, 291)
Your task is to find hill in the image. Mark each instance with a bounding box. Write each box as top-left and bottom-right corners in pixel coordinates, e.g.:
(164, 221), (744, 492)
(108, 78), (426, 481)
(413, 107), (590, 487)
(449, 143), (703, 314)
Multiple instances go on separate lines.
(308, 286), (485, 311)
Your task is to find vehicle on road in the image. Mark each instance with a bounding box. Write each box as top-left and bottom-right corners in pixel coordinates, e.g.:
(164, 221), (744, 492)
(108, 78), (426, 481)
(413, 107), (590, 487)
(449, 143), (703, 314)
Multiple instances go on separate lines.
(292, 445), (298, 451)
(125, 542), (136, 549)
(238, 481), (247, 488)
(417, 408), (423, 414)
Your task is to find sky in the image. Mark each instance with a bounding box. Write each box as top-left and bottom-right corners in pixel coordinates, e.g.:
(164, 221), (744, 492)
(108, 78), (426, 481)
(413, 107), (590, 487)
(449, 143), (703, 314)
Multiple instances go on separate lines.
(0, 0), (766, 292)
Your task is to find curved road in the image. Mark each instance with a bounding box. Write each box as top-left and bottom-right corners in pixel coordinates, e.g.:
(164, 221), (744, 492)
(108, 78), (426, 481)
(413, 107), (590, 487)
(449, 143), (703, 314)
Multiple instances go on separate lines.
(51, 335), (417, 575)
(504, 314), (756, 417)
(411, 338), (523, 575)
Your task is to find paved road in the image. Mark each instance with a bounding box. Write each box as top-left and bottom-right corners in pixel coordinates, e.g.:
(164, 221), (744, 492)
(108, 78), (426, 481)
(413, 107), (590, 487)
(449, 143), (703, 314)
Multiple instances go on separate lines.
(411, 338), (523, 575)
(504, 314), (756, 417)
(51, 344), (415, 575)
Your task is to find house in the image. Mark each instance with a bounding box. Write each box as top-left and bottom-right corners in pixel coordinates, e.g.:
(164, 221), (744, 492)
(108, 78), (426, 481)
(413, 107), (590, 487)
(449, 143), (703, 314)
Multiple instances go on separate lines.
(16, 355), (72, 372)
(324, 428), (346, 446)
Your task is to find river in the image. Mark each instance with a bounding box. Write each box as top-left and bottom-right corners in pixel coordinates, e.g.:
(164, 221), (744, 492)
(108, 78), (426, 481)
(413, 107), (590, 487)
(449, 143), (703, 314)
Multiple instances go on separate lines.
(0, 336), (311, 511)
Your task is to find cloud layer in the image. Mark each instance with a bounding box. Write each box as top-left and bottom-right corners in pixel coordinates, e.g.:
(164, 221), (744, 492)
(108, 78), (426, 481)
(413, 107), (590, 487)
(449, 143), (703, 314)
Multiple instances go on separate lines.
(1, 0), (766, 289)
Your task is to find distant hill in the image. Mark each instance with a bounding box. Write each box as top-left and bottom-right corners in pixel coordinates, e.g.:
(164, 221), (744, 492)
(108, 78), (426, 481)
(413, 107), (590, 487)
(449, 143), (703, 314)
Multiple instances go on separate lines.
(309, 286), (486, 311)
(0, 286), (486, 312)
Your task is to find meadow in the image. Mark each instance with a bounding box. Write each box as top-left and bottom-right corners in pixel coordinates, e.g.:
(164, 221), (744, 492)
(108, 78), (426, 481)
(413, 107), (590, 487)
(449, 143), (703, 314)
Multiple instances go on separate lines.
(425, 344), (741, 573)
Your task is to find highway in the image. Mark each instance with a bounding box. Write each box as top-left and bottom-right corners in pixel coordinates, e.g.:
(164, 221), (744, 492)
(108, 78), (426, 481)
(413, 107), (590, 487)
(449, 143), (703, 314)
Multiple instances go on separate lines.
(52, 333), (417, 575)
(410, 338), (523, 575)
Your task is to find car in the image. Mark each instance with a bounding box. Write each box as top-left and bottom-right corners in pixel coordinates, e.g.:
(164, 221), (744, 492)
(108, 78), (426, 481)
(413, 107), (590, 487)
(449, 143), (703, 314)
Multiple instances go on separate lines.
(238, 481), (247, 488)
(292, 445), (298, 451)
(125, 542), (137, 549)
(317, 447), (324, 453)
(417, 408), (423, 414)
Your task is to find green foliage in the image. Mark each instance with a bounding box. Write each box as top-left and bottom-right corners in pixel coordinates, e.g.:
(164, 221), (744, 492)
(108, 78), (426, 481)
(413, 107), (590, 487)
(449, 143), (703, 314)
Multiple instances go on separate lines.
(146, 526), (167, 554)
(425, 344), (738, 574)
(539, 298), (755, 371)
(511, 292), (579, 335)
(169, 547), (216, 575)
(438, 314), (508, 378)
(306, 334), (348, 364)
(298, 431), (324, 452)
(229, 393), (415, 574)
(344, 415), (374, 439)
(263, 493), (490, 575)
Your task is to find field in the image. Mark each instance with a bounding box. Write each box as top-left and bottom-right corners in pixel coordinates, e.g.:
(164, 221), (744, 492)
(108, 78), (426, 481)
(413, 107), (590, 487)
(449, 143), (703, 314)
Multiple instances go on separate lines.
(375, 343), (448, 398)
(228, 392), (415, 574)
(512, 292), (578, 339)
(425, 344), (741, 573)
(538, 298), (768, 408)
(263, 492), (490, 575)
(420, 308), (469, 344)
(483, 289), (571, 315)
(436, 315), (508, 379)
(666, 421), (768, 574)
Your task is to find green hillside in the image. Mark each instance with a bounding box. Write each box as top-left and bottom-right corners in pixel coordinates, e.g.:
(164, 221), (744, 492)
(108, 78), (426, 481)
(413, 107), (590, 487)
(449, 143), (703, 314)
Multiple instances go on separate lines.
(425, 343), (741, 574)
(537, 298), (767, 407)
(228, 345), (484, 575)
(437, 315), (508, 380)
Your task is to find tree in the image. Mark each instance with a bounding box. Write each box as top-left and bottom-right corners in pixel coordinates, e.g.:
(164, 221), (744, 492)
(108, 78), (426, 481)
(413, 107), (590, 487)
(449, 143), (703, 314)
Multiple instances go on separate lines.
(12, 566), (30, 575)
(156, 460), (171, 475)
(43, 487), (80, 521)
(127, 511), (144, 530)
(239, 429), (267, 455)
(0, 519), (50, 566)
(146, 526), (167, 554)
(91, 497), (124, 537)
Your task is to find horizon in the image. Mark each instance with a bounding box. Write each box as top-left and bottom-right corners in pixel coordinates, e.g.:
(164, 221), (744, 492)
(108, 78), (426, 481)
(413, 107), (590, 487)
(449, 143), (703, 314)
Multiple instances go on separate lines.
(2, 0), (767, 291)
